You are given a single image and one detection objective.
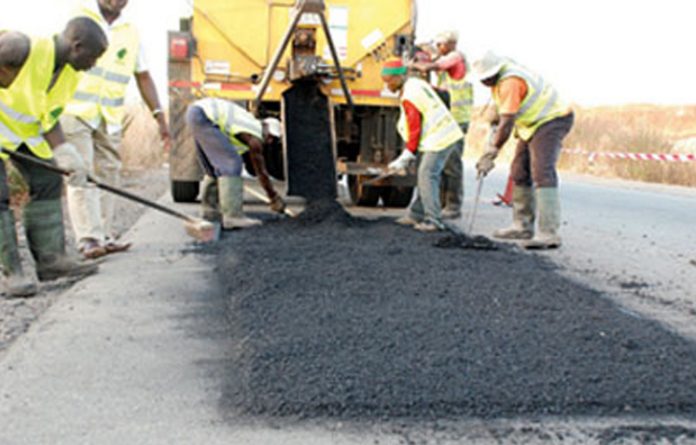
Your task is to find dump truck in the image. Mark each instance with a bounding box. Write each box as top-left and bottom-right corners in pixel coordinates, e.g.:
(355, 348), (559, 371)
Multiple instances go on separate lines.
(167, 0), (417, 207)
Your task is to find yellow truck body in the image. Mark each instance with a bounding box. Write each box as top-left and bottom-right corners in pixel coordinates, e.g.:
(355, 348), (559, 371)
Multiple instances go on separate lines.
(168, 0), (418, 206)
(189, 0), (415, 106)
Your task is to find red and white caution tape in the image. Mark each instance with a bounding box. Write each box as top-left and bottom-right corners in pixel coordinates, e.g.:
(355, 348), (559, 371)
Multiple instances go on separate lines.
(564, 148), (696, 163)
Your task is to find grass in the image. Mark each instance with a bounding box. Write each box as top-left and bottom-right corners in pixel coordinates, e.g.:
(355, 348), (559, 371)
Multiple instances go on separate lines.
(465, 104), (696, 187)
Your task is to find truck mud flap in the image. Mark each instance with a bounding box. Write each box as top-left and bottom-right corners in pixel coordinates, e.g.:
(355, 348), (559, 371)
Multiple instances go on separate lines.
(282, 81), (337, 202)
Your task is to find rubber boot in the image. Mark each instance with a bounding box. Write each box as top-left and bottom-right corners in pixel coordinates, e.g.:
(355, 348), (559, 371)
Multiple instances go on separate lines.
(200, 175), (221, 222)
(493, 186), (535, 240)
(441, 177), (463, 220)
(0, 211), (37, 297)
(23, 200), (99, 281)
(218, 176), (261, 230)
(523, 187), (562, 249)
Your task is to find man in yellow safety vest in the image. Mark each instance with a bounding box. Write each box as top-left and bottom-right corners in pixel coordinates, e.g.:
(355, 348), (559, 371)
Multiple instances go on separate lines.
(186, 98), (286, 229)
(411, 30), (473, 220)
(62, 0), (172, 260)
(473, 51), (575, 249)
(0, 18), (108, 297)
(381, 58), (464, 232)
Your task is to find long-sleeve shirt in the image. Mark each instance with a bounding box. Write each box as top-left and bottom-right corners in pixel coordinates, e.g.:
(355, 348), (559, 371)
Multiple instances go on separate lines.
(402, 99), (421, 153)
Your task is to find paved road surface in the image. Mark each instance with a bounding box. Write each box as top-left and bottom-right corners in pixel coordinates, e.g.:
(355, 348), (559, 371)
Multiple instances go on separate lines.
(1, 170), (695, 444)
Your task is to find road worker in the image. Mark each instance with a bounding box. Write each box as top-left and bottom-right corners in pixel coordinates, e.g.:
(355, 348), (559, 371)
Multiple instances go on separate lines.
(61, 0), (172, 260)
(382, 58), (464, 232)
(411, 30), (473, 220)
(186, 97), (286, 229)
(473, 51), (574, 249)
(0, 18), (108, 297)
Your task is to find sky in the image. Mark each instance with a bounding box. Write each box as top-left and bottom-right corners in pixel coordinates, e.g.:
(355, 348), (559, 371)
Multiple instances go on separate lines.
(2, 0), (695, 107)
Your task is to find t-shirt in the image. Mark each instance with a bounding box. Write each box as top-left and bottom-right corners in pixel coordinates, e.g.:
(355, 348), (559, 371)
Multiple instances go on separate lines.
(435, 51), (466, 81)
(495, 77), (528, 115)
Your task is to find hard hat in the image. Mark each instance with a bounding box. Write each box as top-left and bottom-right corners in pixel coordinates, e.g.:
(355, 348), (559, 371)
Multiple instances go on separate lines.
(472, 50), (506, 81)
(434, 30), (458, 44)
(263, 117), (282, 138)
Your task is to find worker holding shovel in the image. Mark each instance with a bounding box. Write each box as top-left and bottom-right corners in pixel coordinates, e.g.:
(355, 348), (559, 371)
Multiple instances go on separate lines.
(0, 19), (108, 297)
(473, 51), (574, 249)
(186, 98), (286, 230)
(381, 58), (464, 232)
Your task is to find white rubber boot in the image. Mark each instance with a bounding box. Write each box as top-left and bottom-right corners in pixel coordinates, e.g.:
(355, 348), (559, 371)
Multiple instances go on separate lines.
(523, 187), (562, 249)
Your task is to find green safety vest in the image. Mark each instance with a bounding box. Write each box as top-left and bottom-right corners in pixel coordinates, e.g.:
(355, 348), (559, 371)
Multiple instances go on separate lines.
(196, 98), (262, 154)
(0, 36), (78, 160)
(397, 77), (464, 152)
(493, 63), (571, 141)
(65, 5), (139, 128)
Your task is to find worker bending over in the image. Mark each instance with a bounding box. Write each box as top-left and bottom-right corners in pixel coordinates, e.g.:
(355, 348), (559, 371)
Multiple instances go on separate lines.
(473, 51), (574, 249)
(411, 30), (473, 220)
(62, 0), (172, 260)
(0, 18), (108, 297)
(186, 98), (285, 229)
(382, 58), (464, 232)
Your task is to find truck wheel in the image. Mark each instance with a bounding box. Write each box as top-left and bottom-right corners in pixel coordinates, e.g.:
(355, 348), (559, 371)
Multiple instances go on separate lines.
(381, 186), (414, 208)
(348, 175), (380, 207)
(171, 180), (200, 203)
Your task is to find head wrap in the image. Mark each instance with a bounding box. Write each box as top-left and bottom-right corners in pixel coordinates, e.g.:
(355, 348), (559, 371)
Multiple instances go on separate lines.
(381, 58), (407, 76)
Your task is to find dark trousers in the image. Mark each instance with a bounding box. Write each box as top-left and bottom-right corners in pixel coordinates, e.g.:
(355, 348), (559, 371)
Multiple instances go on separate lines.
(0, 145), (63, 212)
(186, 105), (244, 178)
(510, 113), (574, 188)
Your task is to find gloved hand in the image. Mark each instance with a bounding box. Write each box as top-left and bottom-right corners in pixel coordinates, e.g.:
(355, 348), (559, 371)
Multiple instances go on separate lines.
(476, 144), (498, 178)
(269, 194), (286, 214)
(388, 149), (416, 172)
(53, 142), (88, 187)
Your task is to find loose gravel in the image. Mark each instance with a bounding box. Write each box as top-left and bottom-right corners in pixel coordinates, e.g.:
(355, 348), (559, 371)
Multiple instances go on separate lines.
(212, 206), (696, 423)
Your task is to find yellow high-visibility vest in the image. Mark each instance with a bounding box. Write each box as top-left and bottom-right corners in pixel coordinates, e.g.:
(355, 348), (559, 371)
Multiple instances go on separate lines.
(397, 77), (464, 152)
(195, 98), (263, 155)
(0, 36), (64, 159)
(437, 53), (473, 125)
(65, 6), (139, 129)
(493, 63), (571, 141)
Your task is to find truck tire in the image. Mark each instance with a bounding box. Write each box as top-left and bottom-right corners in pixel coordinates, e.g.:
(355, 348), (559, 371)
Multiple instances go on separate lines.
(171, 180), (200, 203)
(348, 175), (380, 207)
(381, 186), (414, 208)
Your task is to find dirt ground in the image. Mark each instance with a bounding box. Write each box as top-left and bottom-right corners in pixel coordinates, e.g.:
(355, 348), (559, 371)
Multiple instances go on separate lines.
(0, 167), (168, 355)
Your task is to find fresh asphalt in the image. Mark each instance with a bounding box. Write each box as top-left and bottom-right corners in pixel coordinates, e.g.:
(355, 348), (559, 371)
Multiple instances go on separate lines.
(1, 168), (695, 444)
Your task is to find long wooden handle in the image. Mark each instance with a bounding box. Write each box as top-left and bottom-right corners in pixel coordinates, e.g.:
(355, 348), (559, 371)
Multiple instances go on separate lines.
(4, 149), (196, 223)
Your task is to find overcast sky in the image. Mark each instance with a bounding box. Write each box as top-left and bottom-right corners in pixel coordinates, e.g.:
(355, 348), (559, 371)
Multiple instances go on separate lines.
(2, 0), (694, 107)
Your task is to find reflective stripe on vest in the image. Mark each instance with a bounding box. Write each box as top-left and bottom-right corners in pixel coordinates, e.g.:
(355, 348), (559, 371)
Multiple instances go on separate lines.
(494, 64), (570, 141)
(196, 98), (262, 154)
(66, 6), (139, 127)
(397, 77), (464, 152)
(0, 36), (54, 159)
(446, 75), (473, 124)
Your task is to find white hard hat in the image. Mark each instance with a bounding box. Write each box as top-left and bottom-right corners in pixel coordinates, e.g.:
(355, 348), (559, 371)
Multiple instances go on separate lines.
(434, 30), (458, 44)
(472, 50), (506, 81)
(263, 117), (282, 138)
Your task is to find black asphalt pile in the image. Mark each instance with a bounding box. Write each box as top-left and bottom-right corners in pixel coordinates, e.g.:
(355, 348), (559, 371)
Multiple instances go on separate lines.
(213, 210), (696, 422)
(434, 233), (499, 250)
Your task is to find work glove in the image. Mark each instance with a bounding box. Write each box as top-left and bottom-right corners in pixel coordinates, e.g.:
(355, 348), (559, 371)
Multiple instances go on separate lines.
(269, 194), (286, 214)
(476, 144), (499, 178)
(53, 142), (88, 187)
(388, 149), (416, 172)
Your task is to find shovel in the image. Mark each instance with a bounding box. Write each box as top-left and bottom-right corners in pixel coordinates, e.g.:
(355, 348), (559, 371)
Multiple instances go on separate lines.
(3, 149), (219, 243)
